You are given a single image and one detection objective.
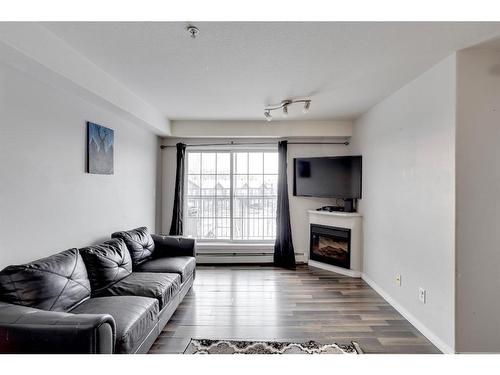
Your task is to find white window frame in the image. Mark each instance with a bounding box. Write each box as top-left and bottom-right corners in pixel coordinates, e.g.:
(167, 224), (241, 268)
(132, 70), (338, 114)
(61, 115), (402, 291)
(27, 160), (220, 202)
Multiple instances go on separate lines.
(184, 145), (278, 244)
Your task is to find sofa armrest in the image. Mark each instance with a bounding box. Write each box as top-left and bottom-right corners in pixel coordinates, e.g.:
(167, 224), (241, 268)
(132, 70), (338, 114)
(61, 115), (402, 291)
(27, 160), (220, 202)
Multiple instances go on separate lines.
(0, 302), (115, 354)
(151, 234), (196, 258)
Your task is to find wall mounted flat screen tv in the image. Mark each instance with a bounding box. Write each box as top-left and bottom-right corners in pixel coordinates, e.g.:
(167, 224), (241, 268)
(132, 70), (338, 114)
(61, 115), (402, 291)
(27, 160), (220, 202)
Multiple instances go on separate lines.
(293, 156), (362, 198)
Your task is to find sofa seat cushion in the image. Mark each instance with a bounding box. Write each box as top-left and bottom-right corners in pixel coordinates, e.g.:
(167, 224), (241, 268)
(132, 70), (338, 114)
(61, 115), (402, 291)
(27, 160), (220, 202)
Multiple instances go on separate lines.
(136, 256), (195, 282)
(0, 249), (91, 312)
(80, 239), (132, 295)
(97, 272), (181, 310)
(111, 227), (155, 266)
(71, 296), (158, 354)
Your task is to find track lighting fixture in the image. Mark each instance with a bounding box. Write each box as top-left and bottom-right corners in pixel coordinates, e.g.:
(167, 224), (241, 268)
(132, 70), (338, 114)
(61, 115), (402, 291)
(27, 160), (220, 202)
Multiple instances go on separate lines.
(264, 99), (311, 121)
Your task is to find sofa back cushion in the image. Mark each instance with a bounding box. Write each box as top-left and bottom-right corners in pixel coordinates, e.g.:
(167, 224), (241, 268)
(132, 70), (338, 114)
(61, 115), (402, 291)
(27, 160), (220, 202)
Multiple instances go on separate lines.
(111, 227), (155, 266)
(80, 238), (132, 294)
(0, 249), (91, 312)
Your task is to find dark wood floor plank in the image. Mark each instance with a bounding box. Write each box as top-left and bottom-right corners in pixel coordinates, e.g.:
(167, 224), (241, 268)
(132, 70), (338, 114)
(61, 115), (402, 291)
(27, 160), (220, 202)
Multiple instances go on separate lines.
(149, 265), (439, 354)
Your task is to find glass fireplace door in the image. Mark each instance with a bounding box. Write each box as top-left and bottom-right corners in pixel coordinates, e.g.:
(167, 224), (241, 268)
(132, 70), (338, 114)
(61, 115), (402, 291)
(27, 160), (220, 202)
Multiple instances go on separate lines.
(310, 224), (351, 269)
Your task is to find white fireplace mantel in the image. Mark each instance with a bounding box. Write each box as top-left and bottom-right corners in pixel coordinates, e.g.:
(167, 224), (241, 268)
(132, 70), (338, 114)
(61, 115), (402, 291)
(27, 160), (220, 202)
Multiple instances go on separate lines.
(307, 210), (363, 277)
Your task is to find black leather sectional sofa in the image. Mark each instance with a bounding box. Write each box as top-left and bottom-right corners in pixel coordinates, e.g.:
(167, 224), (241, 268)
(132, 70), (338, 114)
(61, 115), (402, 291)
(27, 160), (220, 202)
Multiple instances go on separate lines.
(0, 227), (196, 354)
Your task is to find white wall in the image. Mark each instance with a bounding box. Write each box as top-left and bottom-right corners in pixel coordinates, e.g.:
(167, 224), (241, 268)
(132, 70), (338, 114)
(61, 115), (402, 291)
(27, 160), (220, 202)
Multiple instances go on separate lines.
(171, 120), (352, 138)
(0, 23), (170, 136)
(455, 48), (500, 353)
(0, 62), (159, 269)
(350, 55), (456, 352)
(161, 136), (351, 261)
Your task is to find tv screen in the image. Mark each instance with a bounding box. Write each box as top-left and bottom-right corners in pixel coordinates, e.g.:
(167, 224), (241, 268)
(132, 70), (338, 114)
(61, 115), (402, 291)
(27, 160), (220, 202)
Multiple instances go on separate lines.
(293, 156), (362, 198)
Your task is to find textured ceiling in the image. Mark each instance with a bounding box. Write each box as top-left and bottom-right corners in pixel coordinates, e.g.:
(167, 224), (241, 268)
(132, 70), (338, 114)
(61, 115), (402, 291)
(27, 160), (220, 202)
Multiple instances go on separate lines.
(43, 22), (500, 121)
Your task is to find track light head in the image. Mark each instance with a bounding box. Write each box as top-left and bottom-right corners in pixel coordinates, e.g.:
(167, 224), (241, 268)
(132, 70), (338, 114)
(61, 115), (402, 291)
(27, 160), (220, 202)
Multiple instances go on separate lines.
(264, 110), (272, 121)
(282, 104), (288, 116)
(303, 100), (311, 113)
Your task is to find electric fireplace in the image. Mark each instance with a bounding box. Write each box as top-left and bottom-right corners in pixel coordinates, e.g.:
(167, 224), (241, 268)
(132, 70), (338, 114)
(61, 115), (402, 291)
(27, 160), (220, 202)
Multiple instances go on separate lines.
(310, 224), (351, 269)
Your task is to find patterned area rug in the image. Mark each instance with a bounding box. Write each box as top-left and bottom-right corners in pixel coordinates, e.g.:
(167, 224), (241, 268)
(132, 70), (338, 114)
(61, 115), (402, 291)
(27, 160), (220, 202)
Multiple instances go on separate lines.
(184, 339), (363, 354)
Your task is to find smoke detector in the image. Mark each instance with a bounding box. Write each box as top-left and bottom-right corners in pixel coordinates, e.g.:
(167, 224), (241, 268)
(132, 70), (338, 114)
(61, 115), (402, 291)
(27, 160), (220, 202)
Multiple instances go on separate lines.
(187, 26), (199, 39)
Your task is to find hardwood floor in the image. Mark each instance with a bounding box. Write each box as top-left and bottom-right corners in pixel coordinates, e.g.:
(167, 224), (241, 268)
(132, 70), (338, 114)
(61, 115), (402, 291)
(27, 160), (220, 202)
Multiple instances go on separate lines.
(149, 265), (440, 354)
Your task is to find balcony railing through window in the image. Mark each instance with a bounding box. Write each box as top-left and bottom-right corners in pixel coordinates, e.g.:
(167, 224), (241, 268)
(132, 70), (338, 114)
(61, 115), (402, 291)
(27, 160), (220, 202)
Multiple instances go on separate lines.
(185, 150), (278, 242)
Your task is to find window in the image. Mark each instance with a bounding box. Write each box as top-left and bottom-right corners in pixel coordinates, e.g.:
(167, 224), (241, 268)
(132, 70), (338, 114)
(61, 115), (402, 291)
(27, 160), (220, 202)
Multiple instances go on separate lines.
(185, 150), (278, 242)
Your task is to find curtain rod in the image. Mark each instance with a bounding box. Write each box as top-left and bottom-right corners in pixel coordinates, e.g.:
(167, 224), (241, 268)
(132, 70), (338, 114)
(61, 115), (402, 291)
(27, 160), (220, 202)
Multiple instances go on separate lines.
(160, 141), (349, 149)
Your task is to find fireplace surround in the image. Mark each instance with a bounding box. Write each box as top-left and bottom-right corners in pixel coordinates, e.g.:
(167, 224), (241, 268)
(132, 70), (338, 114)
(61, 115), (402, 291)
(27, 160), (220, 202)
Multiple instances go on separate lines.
(307, 210), (362, 277)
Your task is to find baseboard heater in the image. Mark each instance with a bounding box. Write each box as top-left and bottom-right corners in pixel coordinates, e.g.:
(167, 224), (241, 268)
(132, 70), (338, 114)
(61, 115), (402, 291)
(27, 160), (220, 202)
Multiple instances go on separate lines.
(196, 249), (305, 264)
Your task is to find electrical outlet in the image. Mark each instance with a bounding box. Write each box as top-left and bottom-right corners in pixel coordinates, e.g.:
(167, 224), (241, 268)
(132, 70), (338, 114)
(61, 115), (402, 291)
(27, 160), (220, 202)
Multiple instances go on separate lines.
(419, 288), (426, 304)
(395, 274), (401, 287)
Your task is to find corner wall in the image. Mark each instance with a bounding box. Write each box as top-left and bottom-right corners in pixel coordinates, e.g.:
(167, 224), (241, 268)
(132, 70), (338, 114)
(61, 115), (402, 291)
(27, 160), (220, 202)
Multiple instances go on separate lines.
(161, 137), (351, 261)
(350, 55), (457, 352)
(455, 48), (500, 353)
(0, 62), (158, 268)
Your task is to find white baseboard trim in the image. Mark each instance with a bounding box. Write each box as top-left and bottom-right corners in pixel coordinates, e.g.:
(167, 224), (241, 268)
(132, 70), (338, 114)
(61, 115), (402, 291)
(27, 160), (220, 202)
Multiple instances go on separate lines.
(361, 273), (455, 354)
(308, 260), (362, 278)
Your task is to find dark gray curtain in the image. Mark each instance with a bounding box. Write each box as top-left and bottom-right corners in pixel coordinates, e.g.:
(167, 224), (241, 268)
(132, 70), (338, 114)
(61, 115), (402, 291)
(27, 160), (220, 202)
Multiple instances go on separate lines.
(169, 143), (186, 235)
(274, 140), (296, 269)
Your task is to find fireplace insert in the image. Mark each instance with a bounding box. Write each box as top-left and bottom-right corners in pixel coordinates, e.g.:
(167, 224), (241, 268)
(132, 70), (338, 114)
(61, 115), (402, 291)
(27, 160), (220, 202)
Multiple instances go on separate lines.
(310, 224), (351, 269)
